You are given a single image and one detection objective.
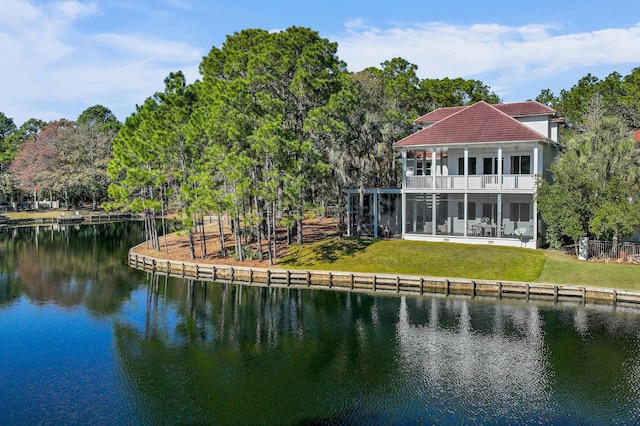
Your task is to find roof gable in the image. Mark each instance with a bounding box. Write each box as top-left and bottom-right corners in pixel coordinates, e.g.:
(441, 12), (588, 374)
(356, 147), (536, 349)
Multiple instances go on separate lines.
(395, 101), (551, 148)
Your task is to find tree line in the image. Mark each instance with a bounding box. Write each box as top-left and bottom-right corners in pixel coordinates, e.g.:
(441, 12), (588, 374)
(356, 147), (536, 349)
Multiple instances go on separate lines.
(1, 26), (639, 259)
(105, 27), (500, 263)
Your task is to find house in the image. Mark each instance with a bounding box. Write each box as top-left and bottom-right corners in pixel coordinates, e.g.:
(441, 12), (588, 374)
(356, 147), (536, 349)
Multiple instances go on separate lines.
(391, 100), (563, 248)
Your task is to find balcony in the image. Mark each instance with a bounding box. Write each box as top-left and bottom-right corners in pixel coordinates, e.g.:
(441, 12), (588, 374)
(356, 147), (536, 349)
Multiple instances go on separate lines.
(405, 174), (535, 191)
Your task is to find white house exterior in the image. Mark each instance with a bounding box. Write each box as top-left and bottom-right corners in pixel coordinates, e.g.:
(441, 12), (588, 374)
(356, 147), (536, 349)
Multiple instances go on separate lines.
(394, 101), (562, 249)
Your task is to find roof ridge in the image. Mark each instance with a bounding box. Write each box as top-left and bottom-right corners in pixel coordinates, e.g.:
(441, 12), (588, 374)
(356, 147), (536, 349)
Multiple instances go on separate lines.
(394, 100), (553, 148)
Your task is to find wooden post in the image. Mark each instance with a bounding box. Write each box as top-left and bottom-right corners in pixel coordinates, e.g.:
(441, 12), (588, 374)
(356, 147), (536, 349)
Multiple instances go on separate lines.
(525, 283), (530, 300)
(306, 271), (311, 287)
(613, 290), (618, 305)
(267, 270), (271, 286)
(582, 287), (586, 303)
(498, 282), (502, 298)
(286, 270), (291, 287)
(445, 279), (450, 296)
(249, 269), (253, 285)
(182, 263), (185, 277)
(350, 273), (354, 290)
(373, 275), (377, 292)
(230, 267), (235, 283)
(471, 280), (476, 297)
(396, 276), (400, 293)
(167, 261), (171, 274)
(554, 285), (559, 302)
(195, 264), (199, 279)
(152, 259), (156, 271)
(213, 265), (217, 282)
(420, 277), (424, 295)
(329, 272), (333, 288)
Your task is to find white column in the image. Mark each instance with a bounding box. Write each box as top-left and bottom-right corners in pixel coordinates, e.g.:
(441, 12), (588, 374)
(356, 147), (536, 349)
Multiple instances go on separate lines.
(533, 200), (538, 247)
(401, 150), (407, 187)
(463, 192), (468, 237)
(432, 193), (437, 235)
(401, 192), (406, 239)
(533, 142), (539, 176)
(464, 146), (469, 190)
(497, 194), (502, 238)
(498, 145), (503, 190)
(431, 148), (437, 189)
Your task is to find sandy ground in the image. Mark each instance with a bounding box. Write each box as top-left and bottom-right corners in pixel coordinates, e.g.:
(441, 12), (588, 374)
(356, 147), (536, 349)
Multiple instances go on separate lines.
(133, 217), (341, 267)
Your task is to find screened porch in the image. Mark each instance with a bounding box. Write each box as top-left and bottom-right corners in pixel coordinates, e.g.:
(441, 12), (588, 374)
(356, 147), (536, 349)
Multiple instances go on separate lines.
(403, 193), (537, 241)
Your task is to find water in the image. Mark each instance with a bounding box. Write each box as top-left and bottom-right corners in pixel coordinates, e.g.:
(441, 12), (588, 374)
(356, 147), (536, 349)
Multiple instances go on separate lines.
(1, 223), (640, 425)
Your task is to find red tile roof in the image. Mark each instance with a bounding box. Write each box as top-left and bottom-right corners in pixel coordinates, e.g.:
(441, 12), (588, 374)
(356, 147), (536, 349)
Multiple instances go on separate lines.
(414, 101), (555, 125)
(493, 101), (556, 117)
(395, 101), (552, 148)
(414, 106), (466, 125)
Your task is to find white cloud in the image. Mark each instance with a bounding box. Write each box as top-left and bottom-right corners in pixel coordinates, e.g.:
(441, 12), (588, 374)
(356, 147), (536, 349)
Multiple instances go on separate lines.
(335, 21), (640, 100)
(0, 0), (202, 124)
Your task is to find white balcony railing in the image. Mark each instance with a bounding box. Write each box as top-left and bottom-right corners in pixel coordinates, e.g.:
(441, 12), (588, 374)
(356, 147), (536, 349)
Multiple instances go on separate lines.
(405, 174), (535, 191)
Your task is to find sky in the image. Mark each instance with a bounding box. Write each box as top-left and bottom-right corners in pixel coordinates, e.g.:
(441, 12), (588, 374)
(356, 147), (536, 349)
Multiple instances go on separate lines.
(2, 0), (640, 126)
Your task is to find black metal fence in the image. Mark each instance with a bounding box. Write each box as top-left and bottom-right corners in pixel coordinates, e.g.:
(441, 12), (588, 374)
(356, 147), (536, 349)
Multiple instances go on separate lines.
(587, 240), (640, 262)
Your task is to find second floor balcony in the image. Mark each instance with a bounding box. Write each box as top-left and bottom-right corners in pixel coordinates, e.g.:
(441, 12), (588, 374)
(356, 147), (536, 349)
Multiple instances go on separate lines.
(405, 174), (536, 191)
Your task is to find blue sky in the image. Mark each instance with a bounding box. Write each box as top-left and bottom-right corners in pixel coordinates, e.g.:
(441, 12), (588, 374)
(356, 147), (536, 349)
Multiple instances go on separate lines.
(2, 0), (639, 125)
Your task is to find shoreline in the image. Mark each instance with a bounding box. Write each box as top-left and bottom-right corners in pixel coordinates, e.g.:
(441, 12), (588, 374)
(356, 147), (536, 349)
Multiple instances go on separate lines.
(129, 243), (640, 309)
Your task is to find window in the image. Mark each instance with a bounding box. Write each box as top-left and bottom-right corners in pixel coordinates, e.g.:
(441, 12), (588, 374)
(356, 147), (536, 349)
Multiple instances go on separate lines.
(510, 203), (530, 221)
(458, 202), (477, 220)
(457, 157), (477, 175)
(511, 155), (531, 174)
(483, 157), (502, 175)
(416, 160), (424, 176)
(468, 202), (476, 220)
(425, 161), (432, 176)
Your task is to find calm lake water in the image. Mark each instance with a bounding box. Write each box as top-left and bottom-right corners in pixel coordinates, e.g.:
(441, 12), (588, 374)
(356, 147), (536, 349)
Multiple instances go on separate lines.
(1, 223), (640, 425)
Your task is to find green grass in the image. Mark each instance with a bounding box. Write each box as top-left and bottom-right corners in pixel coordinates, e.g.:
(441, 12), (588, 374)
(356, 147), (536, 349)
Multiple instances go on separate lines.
(280, 238), (546, 282)
(280, 237), (640, 289)
(537, 250), (640, 291)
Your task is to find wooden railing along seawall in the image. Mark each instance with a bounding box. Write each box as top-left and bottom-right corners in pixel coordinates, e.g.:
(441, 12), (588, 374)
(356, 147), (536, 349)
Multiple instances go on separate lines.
(128, 250), (640, 307)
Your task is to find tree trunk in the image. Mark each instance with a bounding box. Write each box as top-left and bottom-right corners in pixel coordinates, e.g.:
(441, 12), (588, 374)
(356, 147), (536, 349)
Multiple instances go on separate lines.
(188, 225), (196, 260)
(297, 207), (303, 245)
(161, 192), (168, 253)
(272, 201), (278, 259)
(266, 201), (273, 266)
(234, 204), (244, 262)
(254, 195), (263, 262)
(217, 215), (226, 258)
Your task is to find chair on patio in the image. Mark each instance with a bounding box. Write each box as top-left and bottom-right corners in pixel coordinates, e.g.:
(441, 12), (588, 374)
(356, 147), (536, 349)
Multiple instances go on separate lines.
(500, 222), (514, 237)
(469, 223), (481, 236)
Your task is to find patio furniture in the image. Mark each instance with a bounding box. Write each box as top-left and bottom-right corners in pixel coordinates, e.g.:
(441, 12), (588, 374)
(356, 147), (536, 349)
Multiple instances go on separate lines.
(514, 227), (528, 247)
(481, 223), (497, 237)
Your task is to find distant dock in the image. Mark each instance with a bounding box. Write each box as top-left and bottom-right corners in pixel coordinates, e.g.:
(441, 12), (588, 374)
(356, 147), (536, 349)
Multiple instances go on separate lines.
(1, 212), (143, 228)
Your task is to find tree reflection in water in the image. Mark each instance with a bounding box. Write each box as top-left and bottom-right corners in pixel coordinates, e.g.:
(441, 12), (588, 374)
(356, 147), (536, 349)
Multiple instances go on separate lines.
(116, 272), (640, 425)
(0, 223), (144, 313)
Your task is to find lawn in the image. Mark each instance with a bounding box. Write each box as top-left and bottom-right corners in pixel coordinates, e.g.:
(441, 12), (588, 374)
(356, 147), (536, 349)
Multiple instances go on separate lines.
(280, 238), (546, 282)
(280, 237), (640, 289)
(537, 249), (640, 291)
